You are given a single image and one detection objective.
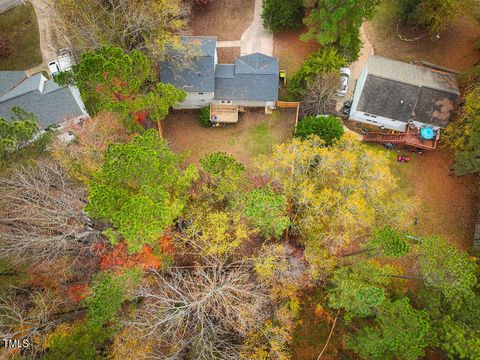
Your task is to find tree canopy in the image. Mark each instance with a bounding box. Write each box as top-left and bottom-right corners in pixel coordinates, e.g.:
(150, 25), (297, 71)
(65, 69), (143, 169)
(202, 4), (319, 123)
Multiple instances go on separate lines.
(0, 107), (38, 157)
(262, 0), (305, 32)
(302, 0), (380, 60)
(86, 129), (197, 253)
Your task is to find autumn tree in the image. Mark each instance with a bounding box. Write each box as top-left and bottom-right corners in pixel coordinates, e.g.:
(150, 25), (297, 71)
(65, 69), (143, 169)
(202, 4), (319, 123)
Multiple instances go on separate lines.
(347, 298), (432, 360)
(302, 0), (380, 60)
(45, 270), (140, 359)
(179, 152), (252, 256)
(444, 80), (480, 175)
(86, 129), (197, 253)
(258, 135), (411, 278)
(0, 160), (98, 265)
(54, 0), (188, 62)
(56, 46), (185, 130)
(52, 112), (131, 182)
(130, 265), (269, 359)
(0, 106), (38, 157)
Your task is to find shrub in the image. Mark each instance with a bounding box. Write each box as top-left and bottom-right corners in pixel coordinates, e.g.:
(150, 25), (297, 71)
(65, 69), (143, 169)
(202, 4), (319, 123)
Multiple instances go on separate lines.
(289, 47), (346, 97)
(199, 106), (211, 127)
(295, 115), (344, 145)
(262, 0), (305, 32)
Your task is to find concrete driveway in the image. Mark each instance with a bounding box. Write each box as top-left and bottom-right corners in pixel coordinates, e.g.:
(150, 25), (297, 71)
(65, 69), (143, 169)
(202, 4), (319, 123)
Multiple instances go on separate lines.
(0, 0), (24, 13)
(240, 0), (273, 56)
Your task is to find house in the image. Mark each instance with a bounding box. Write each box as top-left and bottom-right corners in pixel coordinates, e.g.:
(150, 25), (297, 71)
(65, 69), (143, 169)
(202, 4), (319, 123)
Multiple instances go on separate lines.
(349, 55), (459, 133)
(160, 36), (279, 113)
(0, 71), (88, 129)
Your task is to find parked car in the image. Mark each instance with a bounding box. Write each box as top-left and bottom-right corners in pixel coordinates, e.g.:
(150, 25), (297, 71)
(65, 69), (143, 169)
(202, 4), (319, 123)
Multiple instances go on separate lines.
(337, 67), (351, 96)
(57, 48), (74, 72)
(48, 60), (60, 76)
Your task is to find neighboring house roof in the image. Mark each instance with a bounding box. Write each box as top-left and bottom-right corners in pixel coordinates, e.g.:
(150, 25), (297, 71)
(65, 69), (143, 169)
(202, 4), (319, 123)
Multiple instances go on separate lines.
(160, 36), (217, 93)
(0, 71), (26, 97)
(356, 56), (459, 128)
(214, 53), (279, 101)
(0, 72), (87, 129)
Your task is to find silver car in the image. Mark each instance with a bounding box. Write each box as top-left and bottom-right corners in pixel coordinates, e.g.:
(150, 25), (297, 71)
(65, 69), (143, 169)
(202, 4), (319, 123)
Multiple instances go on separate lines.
(337, 67), (351, 96)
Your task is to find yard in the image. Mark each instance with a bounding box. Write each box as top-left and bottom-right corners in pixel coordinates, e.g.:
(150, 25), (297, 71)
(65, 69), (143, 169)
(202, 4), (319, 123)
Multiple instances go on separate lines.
(0, 3), (42, 70)
(188, 0), (255, 41)
(365, 3), (480, 71)
(392, 146), (477, 250)
(162, 108), (297, 170)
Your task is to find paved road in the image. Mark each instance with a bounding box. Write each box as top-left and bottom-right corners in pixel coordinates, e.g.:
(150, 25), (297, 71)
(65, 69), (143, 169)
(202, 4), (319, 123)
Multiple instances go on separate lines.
(240, 0), (273, 56)
(0, 0), (24, 13)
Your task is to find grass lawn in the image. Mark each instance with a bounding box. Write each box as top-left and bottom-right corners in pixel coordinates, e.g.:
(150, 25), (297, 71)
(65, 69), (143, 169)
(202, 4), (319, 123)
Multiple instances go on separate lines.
(0, 3), (42, 70)
(163, 108), (297, 171)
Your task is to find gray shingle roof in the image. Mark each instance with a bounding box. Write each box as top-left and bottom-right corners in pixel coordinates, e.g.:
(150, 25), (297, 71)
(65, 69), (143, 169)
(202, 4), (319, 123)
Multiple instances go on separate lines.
(215, 64), (235, 79)
(214, 53), (279, 101)
(357, 74), (458, 127)
(367, 55), (459, 95)
(0, 73), (87, 129)
(160, 36), (217, 92)
(0, 71), (25, 97)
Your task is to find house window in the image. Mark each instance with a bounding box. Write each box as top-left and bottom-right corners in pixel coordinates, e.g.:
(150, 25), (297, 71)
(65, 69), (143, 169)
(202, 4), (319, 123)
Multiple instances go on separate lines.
(198, 92), (204, 95)
(201, 99), (205, 102)
(220, 100), (232, 104)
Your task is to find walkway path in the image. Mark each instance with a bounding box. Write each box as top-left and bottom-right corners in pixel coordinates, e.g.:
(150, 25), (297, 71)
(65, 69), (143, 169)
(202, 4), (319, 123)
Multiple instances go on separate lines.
(240, 0), (273, 56)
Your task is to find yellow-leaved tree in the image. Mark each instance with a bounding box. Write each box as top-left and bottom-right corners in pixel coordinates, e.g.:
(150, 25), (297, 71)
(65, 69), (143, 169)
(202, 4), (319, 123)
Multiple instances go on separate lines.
(258, 134), (412, 278)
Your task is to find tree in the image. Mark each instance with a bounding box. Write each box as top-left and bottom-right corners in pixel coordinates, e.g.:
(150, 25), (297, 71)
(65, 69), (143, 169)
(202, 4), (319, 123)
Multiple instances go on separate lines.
(394, 0), (476, 34)
(444, 81), (480, 175)
(56, 46), (185, 130)
(302, 0), (380, 60)
(85, 129), (197, 253)
(328, 261), (391, 321)
(0, 160), (98, 265)
(45, 270), (140, 359)
(130, 265), (269, 359)
(418, 287), (480, 359)
(51, 112), (131, 183)
(0, 106), (38, 157)
(262, 0), (305, 32)
(244, 186), (290, 239)
(294, 115), (344, 145)
(418, 235), (477, 303)
(300, 72), (342, 115)
(54, 0), (188, 62)
(367, 225), (410, 257)
(289, 47), (346, 97)
(258, 135), (411, 278)
(347, 298), (432, 360)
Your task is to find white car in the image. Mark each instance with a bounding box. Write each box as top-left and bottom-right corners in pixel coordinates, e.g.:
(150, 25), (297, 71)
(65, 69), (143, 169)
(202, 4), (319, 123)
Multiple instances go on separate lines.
(48, 60), (60, 76)
(57, 48), (74, 72)
(337, 67), (351, 96)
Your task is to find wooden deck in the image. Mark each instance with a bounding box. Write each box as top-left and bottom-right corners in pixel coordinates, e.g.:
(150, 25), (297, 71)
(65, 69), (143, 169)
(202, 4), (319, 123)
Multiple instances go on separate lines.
(210, 104), (239, 124)
(362, 127), (438, 150)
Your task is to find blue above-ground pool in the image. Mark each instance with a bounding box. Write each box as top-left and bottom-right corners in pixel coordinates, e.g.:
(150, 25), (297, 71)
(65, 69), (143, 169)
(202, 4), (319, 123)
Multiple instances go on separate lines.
(420, 127), (435, 140)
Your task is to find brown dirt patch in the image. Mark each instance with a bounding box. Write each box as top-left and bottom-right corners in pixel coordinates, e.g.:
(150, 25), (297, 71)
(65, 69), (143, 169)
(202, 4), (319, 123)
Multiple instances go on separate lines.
(365, 9), (480, 71)
(162, 108), (296, 171)
(274, 28), (319, 79)
(188, 0), (255, 40)
(217, 47), (240, 63)
(393, 145), (477, 249)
